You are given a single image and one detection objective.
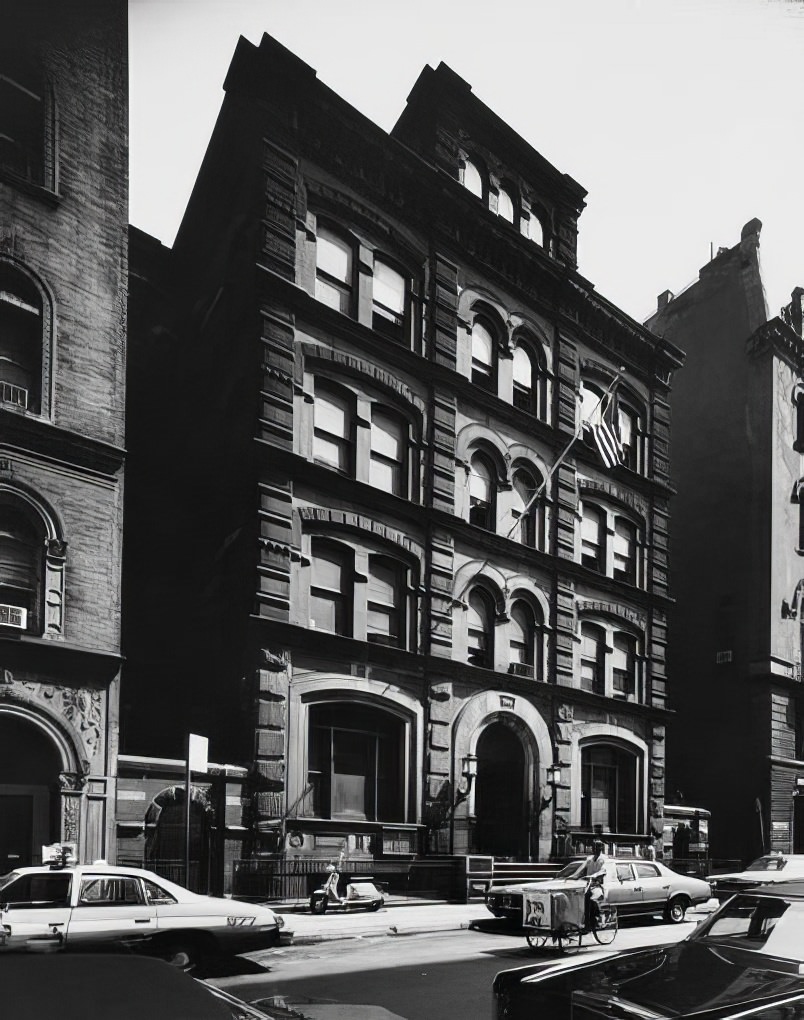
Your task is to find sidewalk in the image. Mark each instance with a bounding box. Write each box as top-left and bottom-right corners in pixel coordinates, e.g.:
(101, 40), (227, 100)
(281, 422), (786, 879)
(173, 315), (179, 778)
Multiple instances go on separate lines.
(272, 897), (719, 946)
(275, 898), (491, 945)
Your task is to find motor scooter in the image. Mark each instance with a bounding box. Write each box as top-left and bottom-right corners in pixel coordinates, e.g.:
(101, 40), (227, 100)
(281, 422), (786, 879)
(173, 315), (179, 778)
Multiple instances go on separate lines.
(309, 852), (385, 914)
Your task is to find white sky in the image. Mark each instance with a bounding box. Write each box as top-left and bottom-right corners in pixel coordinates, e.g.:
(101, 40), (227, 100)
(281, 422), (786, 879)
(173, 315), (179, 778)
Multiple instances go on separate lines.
(129, 0), (804, 324)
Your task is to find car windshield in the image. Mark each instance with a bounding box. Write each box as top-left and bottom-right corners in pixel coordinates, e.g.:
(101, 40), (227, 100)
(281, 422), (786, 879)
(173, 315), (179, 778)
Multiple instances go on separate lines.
(744, 855), (791, 872)
(0, 871), (19, 892)
(555, 862), (585, 879)
(693, 895), (804, 960)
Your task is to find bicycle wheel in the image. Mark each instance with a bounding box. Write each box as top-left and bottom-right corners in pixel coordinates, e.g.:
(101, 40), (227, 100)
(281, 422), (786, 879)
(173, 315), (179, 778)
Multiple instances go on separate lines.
(525, 931), (550, 951)
(557, 928), (582, 953)
(593, 908), (618, 945)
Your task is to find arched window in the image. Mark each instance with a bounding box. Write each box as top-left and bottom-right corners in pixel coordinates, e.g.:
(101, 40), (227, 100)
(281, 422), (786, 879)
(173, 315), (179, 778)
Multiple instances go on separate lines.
(509, 600), (542, 679)
(613, 518), (637, 585)
(581, 504), (605, 572)
(313, 382), (353, 475)
(528, 214), (544, 247)
(512, 345), (533, 410)
(618, 402), (642, 472)
(497, 187), (515, 223)
(461, 158), (484, 199)
(0, 496), (44, 633)
(581, 743), (638, 833)
(612, 632), (638, 700)
(315, 226), (354, 315)
(580, 622), (605, 695)
(471, 316), (497, 391)
(308, 703), (405, 822)
(370, 407), (407, 497)
(372, 259), (407, 339)
(467, 588), (494, 668)
(468, 453), (495, 530)
(310, 540), (352, 636)
(367, 555), (406, 648)
(580, 379), (606, 430)
(0, 262), (44, 414)
(511, 467), (544, 549)
(512, 338), (548, 418)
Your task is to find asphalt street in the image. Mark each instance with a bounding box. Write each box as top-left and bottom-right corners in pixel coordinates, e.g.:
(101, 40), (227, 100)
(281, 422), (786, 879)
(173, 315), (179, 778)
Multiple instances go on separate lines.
(204, 903), (701, 1019)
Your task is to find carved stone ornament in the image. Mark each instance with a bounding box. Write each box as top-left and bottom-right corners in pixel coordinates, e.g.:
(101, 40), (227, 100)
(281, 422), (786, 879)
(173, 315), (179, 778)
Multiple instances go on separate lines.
(557, 704), (575, 722)
(63, 795), (80, 842)
(260, 649), (287, 672)
(46, 538), (68, 559)
(0, 674), (103, 759)
(58, 770), (87, 792)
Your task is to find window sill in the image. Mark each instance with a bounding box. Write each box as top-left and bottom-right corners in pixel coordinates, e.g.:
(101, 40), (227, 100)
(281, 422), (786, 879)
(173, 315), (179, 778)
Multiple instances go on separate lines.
(0, 167), (60, 207)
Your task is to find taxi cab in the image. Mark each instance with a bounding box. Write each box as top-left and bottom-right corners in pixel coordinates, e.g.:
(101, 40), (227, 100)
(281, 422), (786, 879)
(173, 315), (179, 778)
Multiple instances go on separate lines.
(0, 849), (283, 967)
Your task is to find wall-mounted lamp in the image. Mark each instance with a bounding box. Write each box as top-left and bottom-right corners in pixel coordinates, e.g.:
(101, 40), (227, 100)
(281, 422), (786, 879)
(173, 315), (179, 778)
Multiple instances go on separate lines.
(454, 753), (478, 808)
(546, 764), (562, 786)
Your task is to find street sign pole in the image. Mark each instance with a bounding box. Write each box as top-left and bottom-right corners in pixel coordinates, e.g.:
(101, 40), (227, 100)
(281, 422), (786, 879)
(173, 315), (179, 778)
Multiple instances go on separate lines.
(184, 733), (209, 889)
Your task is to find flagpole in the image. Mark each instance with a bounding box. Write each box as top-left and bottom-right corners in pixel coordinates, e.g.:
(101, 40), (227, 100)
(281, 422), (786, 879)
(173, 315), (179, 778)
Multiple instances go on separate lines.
(502, 366), (625, 542)
(456, 367), (626, 605)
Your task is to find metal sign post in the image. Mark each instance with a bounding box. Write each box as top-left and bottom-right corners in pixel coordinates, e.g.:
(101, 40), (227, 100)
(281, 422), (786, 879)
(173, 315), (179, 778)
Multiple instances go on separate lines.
(184, 733), (208, 889)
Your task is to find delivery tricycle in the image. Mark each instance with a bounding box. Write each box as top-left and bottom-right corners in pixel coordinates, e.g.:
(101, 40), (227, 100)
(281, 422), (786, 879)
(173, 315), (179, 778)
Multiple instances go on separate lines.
(521, 875), (618, 953)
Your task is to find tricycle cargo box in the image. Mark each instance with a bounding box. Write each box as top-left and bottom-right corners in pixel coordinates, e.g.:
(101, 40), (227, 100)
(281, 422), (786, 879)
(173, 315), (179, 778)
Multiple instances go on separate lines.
(522, 880), (585, 930)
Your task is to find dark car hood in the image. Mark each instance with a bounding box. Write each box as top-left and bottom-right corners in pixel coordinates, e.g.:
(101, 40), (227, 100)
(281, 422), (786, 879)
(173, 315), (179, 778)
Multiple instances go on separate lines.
(567, 941), (804, 1017)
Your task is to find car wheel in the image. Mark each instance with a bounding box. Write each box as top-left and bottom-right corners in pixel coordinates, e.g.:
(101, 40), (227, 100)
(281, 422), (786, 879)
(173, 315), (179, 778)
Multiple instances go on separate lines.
(159, 938), (202, 971)
(367, 898), (383, 912)
(664, 896), (689, 924)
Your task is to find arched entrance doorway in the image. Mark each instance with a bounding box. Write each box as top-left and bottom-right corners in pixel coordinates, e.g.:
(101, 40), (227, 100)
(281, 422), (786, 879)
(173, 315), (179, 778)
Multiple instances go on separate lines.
(0, 713), (62, 870)
(145, 788), (213, 893)
(474, 722), (527, 858)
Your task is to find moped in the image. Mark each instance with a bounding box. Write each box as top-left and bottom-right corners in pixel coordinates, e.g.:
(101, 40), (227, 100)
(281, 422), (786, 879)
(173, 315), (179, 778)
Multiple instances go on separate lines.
(309, 852), (385, 914)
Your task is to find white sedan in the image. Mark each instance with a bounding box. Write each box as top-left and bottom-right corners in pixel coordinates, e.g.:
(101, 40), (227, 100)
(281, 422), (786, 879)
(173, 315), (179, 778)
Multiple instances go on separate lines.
(709, 853), (804, 901)
(0, 861), (283, 967)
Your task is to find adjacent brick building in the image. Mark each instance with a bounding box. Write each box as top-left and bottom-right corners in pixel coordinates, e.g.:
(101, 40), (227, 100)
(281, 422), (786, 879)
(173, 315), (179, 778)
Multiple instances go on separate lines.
(647, 221), (804, 864)
(123, 34), (683, 891)
(0, 1), (127, 869)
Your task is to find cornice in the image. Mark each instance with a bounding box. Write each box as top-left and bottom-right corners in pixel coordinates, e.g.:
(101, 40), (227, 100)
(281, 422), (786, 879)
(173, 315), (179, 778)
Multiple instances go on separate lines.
(0, 410), (125, 478)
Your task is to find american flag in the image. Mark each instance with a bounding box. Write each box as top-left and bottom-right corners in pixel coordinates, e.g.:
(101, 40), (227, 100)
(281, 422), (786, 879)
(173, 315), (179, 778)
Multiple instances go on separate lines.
(583, 390), (623, 469)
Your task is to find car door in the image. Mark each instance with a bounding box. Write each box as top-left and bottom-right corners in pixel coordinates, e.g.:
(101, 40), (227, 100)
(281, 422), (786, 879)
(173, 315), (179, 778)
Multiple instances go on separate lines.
(0, 871), (73, 949)
(66, 874), (156, 947)
(605, 862), (643, 916)
(633, 862), (669, 914)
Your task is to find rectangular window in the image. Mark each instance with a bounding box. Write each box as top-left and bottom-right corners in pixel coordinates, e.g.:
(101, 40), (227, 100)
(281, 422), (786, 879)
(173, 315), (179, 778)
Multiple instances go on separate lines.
(372, 261), (407, 337)
(581, 509), (604, 571)
(367, 558), (405, 647)
(369, 409), (406, 496)
(315, 229), (353, 314)
(310, 546), (349, 635)
(613, 520), (636, 584)
(313, 389), (351, 473)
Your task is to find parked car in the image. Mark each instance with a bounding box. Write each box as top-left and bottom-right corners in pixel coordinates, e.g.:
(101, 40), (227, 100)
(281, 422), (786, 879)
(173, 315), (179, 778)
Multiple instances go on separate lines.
(709, 853), (804, 901)
(492, 881), (804, 1019)
(0, 952), (275, 1020)
(485, 857), (711, 925)
(0, 860), (283, 967)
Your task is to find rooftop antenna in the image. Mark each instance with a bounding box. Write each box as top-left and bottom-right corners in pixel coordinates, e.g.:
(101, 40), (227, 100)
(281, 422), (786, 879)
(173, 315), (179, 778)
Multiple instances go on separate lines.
(710, 242), (714, 261)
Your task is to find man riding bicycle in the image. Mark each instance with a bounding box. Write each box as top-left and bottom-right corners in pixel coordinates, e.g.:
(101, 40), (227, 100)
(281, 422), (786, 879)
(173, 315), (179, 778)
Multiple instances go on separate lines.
(582, 840), (607, 927)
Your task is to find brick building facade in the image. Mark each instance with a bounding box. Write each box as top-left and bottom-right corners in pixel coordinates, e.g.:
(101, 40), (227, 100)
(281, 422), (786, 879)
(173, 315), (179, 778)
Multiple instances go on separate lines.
(123, 34), (683, 890)
(648, 221), (804, 863)
(0, 1), (127, 869)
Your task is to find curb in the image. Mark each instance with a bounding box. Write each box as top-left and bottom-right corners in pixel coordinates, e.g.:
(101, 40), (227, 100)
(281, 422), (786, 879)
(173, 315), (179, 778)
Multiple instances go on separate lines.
(281, 918), (475, 946)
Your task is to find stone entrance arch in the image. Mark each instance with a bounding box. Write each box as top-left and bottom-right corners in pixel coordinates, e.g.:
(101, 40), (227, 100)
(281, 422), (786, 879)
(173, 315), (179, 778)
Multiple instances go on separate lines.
(0, 703), (82, 869)
(452, 690), (553, 861)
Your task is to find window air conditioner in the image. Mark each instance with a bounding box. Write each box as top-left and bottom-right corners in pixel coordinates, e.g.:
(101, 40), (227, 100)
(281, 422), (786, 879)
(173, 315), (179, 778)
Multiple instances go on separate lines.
(0, 604), (26, 628)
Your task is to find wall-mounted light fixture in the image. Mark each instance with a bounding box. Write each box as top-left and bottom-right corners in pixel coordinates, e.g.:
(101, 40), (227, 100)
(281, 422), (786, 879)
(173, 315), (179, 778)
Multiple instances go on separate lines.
(546, 763), (562, 786)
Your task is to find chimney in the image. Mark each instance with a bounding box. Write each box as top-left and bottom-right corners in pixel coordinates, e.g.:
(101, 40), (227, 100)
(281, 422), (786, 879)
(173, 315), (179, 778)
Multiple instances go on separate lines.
(657, 290), (674, 313)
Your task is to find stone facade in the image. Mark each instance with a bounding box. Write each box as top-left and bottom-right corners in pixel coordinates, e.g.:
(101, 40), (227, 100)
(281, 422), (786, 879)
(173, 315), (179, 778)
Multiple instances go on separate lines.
(125, 34), (682, 884)
(0, 1), (127, 869)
